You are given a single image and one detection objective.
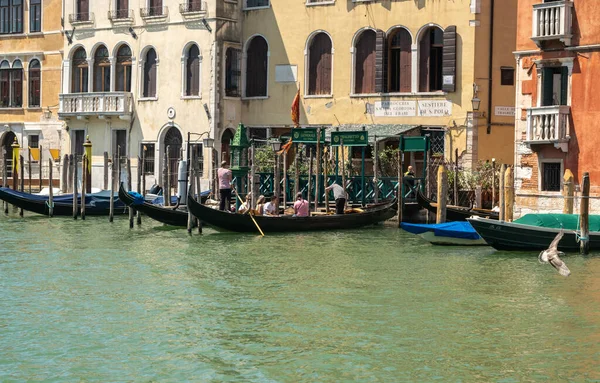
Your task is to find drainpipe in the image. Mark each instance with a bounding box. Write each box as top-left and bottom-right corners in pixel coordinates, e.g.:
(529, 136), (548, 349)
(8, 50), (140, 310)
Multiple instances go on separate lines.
(487, 0), (495, 134)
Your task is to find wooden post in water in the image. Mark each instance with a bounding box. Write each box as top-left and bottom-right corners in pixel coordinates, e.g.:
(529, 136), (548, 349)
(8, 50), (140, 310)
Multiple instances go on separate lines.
(28, 150), (32, 193)
(137, 156), (142, 225)
(563, 169), (574, 214)
(19, 155), (24, 216)
(196, 163), (202, 234)
(324, 147), (330, 214)
(67, 154), (74, 193)
(164, 146), (170, 207)
(274, 154), (280, 206)
(499, 164), (506, 221)
(580, 172), (590, 255)
(141, 148), (146, 198)
(341, 139), (346, 205)
(491, 158), (496, 208)
(61, 154), (68, 193)
(109, 153), (115, 223)
(315, 127), (321, 212)
(373, 135), (379, 204)
(72, 156), (78, 220)
(283, 148), (287, 209)
(188, 168), (195, 234)
(436, 165), (447, 224)
(250, 143), (257, 208)
(103, 152), (109, 190)
(453, 148), (459, 206)
(505, 166), (514, 222)
(398, 148), (403, 227)
(48, 158), (54, 217)
(294, 143), (299, 197)
(2, 157), (7, 213)
(307, 147), (313, 212)
(38, 145), (43, 192)
(81, 155), (87, 220)
(127, 157), (134, 228)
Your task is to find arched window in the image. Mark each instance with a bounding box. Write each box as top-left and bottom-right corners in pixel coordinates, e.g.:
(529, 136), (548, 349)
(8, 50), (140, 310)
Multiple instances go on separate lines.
(143, 48), (157, 98)
(115, 45), (132, 92)
(225, 47), (241, 97)
(245, 36), (268, 97)
(419, 27), (444, 92)
(388, 28), (412, 93)
(0, 60), (22, 107)
(308, 32), (332, 96)
(93, 45), (110, 92)
(185, 44), (200, 96)
(354, 30), (376, 94)
(71, 47), (88, 93)
(29, 59), (41, 107)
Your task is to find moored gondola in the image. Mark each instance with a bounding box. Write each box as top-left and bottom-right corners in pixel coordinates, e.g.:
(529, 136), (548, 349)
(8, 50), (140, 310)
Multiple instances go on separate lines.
(186, 193), (397, 233)
(0, 187), (127, 216)
(416, 189), (499, 221)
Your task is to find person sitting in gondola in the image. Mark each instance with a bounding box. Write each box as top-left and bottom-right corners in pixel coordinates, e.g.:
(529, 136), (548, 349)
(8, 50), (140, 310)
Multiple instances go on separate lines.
(264, 196), (279, 216)
(254, 195), (266, 216)
(404, 165), (416, 199)
(238, 194), (252, 214)
(325, 182), (347, 215)
(293, 192), (309, 217)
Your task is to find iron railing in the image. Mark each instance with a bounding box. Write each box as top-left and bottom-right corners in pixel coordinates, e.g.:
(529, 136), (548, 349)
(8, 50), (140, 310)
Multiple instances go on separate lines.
(140, 6), (168, 18)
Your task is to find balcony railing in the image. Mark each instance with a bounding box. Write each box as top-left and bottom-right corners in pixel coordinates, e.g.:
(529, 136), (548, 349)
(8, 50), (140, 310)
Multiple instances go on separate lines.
(526, 105), (570, 149)
(69, 12), (94, 24)
(140, 6), (168, 19)
(531, 0), (573, 47)
(179, 1), (207, 14)
(108, 9), (134, 22)
(58, 92), (133, 118)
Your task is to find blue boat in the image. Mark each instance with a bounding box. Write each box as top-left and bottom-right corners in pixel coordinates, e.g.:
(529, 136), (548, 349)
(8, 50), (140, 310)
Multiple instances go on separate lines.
(401, 221), (488, 246)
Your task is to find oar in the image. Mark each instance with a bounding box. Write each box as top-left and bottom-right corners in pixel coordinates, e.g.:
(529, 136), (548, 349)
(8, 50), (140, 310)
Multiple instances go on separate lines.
(232, 188), (265, 237)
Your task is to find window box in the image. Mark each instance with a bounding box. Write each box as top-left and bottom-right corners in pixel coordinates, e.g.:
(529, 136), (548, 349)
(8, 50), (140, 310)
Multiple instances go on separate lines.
(69, 12), (94, 25)
(108, 9), (134, 23)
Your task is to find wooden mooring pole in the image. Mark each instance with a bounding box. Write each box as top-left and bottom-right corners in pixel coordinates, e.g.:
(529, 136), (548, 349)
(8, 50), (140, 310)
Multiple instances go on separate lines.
(81, 155), (87, 220)
(104, 151), (109, 191)
(315, 127), (321, 212)
(3, 157), (7, 214)
(436, 165), (447, 224)
(307, 147), (313, 212)
(128, 157), (134, 228)
(61, 154), (68, 193)
(137, 156), (142, 225)
(28, 151), (32, 193)
(563, 169), (574, 214)
(579, 172), (590, 255)
(109, 154), (115, 223)
(38, 145), (43, 192)
(505, 166), (514, 222)
(188, 168), (195, 234)
(454, 148), (459, 206)
(398, 149), (403, 227)
(48, 158), (54, 217)
(19, 155), (24, 216)
(72, 156), (77, 220)
(341, 139), (346, 207)
(499, 164), (506, 221)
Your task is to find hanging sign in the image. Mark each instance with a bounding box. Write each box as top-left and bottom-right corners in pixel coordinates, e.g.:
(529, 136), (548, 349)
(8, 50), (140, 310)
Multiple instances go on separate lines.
(292, 128), (326, 144)
(331, 131), (369, 147)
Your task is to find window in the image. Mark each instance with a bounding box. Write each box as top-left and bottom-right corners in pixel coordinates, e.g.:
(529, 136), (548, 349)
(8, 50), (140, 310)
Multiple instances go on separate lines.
(71, 47), (88, 93)
(225, 47), (241, 97)
(29, 134), (39, 148)
(0, 60), (23, 108)
(115, 0), (129, 19)
(354, 29), (376, 94)
(185, 44), (200, 97)
(93, 45), (110, 92)
(116, 45), (132, 92)
(72, 130), (85, 161)
(245, 0), (268, 8)
(541, 162), (561, 191)
(245, 36), (268, 97)
(76, 0), (89, 21)
(140, 143), (155, 175)
(146, 0), (163, 16)
(0, 0), (22, 34)
(388, 28), (412, 93)
(541, 66), (568, 106)
(189, 143), (204, 177)
(307, 32), (332, 96)
(143, 48), (157, 98)
(248, 127), (267, 140)
(29, 59), (41, 107)
(30, 0), (41, 32)
(501, 67), (514, 86)
(419, 27), (444, 92)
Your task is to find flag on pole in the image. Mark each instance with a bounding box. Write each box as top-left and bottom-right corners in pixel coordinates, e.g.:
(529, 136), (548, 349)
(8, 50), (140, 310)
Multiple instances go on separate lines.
(291, 89), (300, 127)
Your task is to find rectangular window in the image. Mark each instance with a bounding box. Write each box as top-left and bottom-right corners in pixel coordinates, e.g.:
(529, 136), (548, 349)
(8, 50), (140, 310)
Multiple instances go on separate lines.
(1, 69), (23, 108)
(245, 0), (268, 8)
(0, 0), (22, 34)
(30, 0), (41, 32)
(225, 48), (241, 97)
(190, 143), (204, 177)
(29, 135), (39, 148)
(542, 66), (568, 106)
(141, 143), (155, 175)
(501, 67), (514, 86)
(541, 162), (561, 192)
(72, 130), (85, 162)
(248, 127), (267, 140)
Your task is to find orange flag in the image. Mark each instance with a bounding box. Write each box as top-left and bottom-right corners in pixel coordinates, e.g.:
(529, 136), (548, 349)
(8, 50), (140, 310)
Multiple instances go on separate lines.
(291, 89), (300, 127)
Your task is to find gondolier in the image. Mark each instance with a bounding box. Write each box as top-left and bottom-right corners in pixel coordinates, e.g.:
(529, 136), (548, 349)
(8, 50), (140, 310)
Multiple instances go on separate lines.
(325, 182), (347, 215)
(217, 161), (232, 211)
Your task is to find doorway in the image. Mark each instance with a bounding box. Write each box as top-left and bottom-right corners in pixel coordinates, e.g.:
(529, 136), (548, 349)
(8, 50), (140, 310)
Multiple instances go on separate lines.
(163, 127), (182, 188)
(1, 131), (16, 177)
(221, 128), (234, 165)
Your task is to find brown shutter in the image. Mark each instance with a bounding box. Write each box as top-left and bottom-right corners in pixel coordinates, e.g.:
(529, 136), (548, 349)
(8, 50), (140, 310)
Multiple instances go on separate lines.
(309, 34), (332, 95)
(419, 29), (431, 92)
(399, 30), (412, 93)
(320, 42), (332, 95)
(355, 31), (376, 94)
(375, 30), (386, 93)
(79, 0), (89, 18)
(442, 26), (457, 93)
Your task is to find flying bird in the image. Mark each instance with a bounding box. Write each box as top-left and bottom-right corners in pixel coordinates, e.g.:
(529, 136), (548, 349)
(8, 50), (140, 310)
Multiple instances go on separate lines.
(538, 228), (571, 277)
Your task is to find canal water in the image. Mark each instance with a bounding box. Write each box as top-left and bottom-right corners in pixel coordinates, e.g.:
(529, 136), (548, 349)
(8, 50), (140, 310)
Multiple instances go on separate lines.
(1, 212), (600, 382)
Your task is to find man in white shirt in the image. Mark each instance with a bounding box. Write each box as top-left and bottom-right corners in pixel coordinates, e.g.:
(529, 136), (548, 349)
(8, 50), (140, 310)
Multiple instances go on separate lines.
(325, 182), (347, 214)
(264, 196), (279, 216)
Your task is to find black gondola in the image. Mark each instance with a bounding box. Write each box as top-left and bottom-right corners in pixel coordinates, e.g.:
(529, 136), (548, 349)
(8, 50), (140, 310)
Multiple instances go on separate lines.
(118, 184), (208, 227)
(416, 189), (499, 221)
(186, 193), (397, 233)
(0, 187), (128, 216)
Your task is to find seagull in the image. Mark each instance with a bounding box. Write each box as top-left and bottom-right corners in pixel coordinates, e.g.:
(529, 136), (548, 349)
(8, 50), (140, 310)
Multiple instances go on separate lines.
(538, 228), (571, 277)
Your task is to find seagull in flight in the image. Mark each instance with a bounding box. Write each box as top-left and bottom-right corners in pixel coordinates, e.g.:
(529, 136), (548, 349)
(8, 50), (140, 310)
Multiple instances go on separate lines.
(539, 228), (571, 277)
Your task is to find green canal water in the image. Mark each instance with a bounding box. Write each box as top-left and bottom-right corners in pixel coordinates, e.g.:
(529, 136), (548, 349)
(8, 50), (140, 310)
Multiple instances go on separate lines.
(1, 212), (600, 382)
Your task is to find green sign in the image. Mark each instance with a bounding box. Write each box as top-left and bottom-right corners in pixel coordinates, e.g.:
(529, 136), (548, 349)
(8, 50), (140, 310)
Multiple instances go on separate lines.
(292, 128), (326, 144)
(400, 136), (430, 152)
(331, 131), (369, 147)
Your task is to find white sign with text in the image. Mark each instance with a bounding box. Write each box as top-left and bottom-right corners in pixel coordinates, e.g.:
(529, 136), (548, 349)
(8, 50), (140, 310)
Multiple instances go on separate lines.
(374, 101), (417, 117)
(495, 106), (516, 117)
(417, 100), (453, 117)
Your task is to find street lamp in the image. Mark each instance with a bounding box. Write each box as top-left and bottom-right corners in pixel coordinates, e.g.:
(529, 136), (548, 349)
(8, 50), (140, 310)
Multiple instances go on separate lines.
(471, 83), (481, 112)
(270, 138), (282, 153)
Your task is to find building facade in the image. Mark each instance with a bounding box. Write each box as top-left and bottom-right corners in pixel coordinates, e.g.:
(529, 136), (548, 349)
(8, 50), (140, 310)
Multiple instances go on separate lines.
(59, 0), (242, 190)
(237, 0), (517, 171)
(0, 0), (63, 185)
(514, 0), (600, 214)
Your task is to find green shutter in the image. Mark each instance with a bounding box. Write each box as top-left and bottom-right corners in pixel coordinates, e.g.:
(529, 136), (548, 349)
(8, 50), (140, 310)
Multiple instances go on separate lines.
(560, 66), (569, 105)
(542, 67), (554, 106)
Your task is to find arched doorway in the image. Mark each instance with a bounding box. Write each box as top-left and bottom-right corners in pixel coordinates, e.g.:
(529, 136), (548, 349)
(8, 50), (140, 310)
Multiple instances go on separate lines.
(1, 131), (16, 178)
(163, 126), (183, 187)
(221, 128), (234, 165)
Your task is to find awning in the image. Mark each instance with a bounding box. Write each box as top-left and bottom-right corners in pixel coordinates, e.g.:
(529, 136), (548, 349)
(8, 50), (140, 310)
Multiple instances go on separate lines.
(325, 124), (420, 143)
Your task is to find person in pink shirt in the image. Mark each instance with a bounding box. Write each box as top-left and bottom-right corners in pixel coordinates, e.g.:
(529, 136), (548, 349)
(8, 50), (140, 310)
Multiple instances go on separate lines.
(217, 161), (232, 211)
(293, 192), (309, 217)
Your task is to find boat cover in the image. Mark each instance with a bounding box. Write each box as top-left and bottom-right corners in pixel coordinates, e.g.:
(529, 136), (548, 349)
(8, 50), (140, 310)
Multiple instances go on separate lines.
(401, 221), (481, 240)
(514, 214), (600, 232)
(151, 191), (209, 206)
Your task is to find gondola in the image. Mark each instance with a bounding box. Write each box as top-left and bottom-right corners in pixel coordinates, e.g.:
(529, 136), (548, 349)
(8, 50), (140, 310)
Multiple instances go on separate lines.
(186, 193), (397, 233)
(416, 189), (499, 221)
(118, 183), (209, 227)
(0, 187), (128, 216)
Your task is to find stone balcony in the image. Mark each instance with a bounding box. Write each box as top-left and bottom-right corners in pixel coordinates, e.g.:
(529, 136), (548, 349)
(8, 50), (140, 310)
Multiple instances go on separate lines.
(531, 0), (573, 47)
(58, 92), (133, 120)
(525, 105), (570, 152)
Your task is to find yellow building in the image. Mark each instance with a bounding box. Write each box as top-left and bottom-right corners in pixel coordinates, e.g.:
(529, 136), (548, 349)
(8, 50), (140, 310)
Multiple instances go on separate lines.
(237, 0), (517, 168)
(0, 0), (63, 183)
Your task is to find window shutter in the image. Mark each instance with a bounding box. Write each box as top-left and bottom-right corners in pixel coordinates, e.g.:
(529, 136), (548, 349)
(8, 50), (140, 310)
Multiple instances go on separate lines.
(542, 67), (553, 106)
(375, 30), (386, 93)
(355, 31), (376, 94)
(560, 66), (568, 105)
(419, 30), (431, 92)
(399, 30), (412, 93)
(321, 46), (332, 95)
(442, 26), (457, 93)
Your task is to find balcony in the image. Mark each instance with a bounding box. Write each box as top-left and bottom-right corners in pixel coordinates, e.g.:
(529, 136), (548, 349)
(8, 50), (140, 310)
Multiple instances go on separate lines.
(140, 6), (168, 21)
(531, 0), (573, 47)
(179, 1), (207, 16)
(69, 12), (94, 25)
(108, 9), (134, 23)
(525, 105), (570, 152)
(58, 92), (133, 120)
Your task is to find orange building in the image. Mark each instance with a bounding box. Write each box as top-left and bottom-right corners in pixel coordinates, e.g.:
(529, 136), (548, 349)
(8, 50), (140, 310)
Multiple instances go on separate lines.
(514, 0), (600, 214)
